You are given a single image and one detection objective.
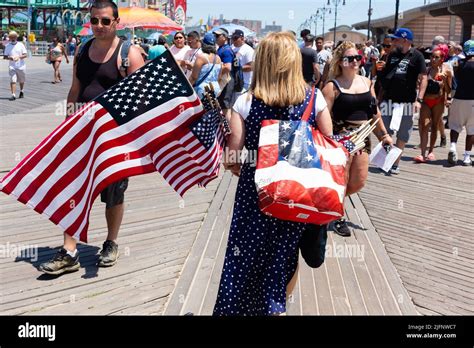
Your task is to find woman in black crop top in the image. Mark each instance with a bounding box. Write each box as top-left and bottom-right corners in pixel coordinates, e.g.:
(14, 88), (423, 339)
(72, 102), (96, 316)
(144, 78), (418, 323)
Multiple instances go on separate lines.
(322, 41), (393, 236)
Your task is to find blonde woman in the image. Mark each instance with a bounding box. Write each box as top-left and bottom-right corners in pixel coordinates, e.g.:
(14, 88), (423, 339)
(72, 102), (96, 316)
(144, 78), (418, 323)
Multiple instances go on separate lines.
(213, 32), (333, 316)
(322, 41), (392, 236)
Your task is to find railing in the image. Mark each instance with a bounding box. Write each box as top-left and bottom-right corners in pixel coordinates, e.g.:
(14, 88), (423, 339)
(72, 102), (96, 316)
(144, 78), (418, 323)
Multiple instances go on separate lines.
(29, 41), (50, 56)
(0, 0), (72, 6)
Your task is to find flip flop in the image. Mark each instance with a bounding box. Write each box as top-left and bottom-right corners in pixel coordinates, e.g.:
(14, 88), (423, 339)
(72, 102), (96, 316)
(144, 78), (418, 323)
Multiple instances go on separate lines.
(414, 155), (426, 163)
(426, 153), (436, 161)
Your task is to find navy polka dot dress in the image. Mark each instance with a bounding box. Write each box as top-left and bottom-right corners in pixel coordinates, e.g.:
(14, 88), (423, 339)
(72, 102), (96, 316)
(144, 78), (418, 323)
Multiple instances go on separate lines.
(213, 88), (317, 316)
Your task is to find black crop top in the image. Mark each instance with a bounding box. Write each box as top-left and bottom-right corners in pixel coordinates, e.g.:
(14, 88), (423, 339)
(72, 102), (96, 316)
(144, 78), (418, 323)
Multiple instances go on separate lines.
(331, 78), (373, 122)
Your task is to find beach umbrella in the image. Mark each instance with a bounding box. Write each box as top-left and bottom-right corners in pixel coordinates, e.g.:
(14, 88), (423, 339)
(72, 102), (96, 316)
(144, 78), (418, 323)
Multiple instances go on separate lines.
(116, 7), (183, 30)
(210, 23), (256, 37)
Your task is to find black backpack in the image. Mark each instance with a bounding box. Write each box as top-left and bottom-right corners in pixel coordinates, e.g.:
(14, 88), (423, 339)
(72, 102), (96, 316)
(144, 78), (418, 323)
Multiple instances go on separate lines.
(230, 49), (244, 92)
(75, 38), (132, 75)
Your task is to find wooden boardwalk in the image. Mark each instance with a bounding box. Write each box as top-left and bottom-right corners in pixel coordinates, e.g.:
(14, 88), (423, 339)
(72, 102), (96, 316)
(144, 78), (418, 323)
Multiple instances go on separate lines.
(358, 121), (474, 315)
(1, 60), (471, 316)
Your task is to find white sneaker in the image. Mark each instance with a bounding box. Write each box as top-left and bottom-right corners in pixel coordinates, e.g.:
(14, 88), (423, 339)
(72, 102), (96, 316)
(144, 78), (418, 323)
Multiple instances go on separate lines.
(462, 155), (472, 166)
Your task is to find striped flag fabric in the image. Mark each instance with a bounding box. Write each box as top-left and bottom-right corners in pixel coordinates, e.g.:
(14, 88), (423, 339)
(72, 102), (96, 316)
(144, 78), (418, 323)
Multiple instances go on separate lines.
(255, 119), (348, 225)
(0, 50), (223, 242)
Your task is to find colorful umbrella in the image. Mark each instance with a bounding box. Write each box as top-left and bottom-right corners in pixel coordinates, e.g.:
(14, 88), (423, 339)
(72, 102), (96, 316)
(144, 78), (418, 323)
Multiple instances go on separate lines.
(117, 7), (183, 30)
(210, 24), (256, 37)
(75, 25), (93, 36)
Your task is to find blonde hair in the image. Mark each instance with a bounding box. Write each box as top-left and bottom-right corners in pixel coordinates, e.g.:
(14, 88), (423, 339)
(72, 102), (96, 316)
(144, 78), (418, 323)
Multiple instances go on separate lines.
(250, 32), (307, 107)
(328, 41), (356, 80)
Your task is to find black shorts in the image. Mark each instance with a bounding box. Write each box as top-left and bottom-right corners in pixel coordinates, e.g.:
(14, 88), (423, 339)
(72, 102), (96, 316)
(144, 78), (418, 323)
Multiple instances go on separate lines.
(299, 224), (328, 269)
(100, 178), (128, 209)
(218, 77), (235, 110)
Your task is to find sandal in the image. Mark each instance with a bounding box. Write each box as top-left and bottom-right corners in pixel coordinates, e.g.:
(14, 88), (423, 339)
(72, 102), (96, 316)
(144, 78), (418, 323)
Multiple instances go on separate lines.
(414, 155), (426, 163)
(426, 153), (436, 161)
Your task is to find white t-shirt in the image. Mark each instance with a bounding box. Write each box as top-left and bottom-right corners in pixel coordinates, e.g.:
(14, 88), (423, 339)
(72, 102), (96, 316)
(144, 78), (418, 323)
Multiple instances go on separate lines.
(4, 42), (27, 70)
(169, 45), (191, 61)
(233, 90), (327, 120)
(316, 49), (332, 74)
(232, 43), (255, 87)
(183, 47), (202, 78)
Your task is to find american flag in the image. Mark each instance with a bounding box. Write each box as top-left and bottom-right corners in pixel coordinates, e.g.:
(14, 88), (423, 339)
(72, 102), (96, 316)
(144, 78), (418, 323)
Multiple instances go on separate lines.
(0, 50), (224, 242)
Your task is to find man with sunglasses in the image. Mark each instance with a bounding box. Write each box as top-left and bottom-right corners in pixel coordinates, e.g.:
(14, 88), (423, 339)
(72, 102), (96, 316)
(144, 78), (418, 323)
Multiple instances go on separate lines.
(378, 28), (427, 175)
(39, 0), (145, 275)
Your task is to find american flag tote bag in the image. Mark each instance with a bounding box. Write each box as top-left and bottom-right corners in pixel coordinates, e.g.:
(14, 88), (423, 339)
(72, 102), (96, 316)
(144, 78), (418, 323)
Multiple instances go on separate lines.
(255, 87), (349, 225)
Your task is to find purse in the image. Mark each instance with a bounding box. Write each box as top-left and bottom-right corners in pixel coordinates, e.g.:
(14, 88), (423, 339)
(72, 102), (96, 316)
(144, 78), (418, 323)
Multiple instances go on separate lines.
(255, 87), (349, 225)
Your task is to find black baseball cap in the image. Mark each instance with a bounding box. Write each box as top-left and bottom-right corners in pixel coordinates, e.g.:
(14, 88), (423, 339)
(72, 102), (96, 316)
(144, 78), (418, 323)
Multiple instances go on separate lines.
(232, 29), (245, 39)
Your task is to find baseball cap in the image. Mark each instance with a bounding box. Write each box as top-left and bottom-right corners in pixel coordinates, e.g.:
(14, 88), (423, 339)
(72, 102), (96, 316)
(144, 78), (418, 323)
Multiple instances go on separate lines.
(232, 29), (245, 39)
(388, 28), (413, 41)
(203, 32), (216, 46)
(213, 28), (229, 37)
(463, 40), (474, 56)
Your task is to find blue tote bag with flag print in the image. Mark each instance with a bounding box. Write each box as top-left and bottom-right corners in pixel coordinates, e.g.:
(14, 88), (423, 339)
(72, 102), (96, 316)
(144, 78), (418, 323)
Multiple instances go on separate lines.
(255, 87), (349, 225)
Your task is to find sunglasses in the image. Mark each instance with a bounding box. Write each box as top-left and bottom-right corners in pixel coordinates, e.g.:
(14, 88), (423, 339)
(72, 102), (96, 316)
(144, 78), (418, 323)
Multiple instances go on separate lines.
(343, 55), (363, 63)
(431, 55), (442, 59)
(382, 44), (391, 48)
(174, 36), (185, 40)
(90, 17), (115, 26)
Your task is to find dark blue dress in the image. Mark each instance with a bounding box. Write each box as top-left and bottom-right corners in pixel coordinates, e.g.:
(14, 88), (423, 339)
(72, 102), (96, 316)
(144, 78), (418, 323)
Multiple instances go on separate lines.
(213, 88), (318, 316)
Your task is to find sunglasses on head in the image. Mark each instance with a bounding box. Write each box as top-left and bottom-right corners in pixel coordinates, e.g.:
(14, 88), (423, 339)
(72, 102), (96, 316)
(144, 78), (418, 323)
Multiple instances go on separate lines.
(90, 17), (115, 26)
(343, 55), (363, 63)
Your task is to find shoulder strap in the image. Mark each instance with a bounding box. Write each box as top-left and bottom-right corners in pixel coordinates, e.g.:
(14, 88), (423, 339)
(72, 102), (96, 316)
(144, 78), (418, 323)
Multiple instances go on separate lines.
(193, 54), (217, 88)
(75, 38), (94, 65)
(329, 79), (342, 91)
(301, 86), (316, 122)
(120, 40), (132, 72)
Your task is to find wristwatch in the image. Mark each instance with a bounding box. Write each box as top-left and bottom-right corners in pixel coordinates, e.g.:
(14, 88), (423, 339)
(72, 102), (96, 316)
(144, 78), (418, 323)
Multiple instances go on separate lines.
(416, 97), (423, 103)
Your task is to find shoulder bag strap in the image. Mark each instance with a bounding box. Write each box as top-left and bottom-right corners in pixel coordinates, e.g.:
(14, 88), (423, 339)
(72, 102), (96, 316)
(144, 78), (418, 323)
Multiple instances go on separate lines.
(301, 86), (316, 122)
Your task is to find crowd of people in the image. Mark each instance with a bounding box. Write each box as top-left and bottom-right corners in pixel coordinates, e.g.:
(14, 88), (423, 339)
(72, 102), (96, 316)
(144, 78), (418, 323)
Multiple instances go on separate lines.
(2, 0), (472, 316)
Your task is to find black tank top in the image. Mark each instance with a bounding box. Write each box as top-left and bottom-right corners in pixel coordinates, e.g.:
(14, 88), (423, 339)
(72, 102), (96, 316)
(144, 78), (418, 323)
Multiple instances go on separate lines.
(76, 38), (123, 103)
(331, 78), (372, 122)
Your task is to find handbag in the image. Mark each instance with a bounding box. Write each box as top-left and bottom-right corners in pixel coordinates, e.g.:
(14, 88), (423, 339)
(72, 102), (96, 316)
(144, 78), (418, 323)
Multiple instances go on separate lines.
(255, 87), (349, 225)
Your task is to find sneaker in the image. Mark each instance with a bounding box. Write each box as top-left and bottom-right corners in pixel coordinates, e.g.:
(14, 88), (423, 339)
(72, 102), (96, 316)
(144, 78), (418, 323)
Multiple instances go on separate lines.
(334, 218), (351, 237)
(462, 156), (472, 166)
(98, 240), (119, 267)
(440, 136), (447, 148)
(39, 248), (80, 275)
(9, 95), (16, 101)
(19, 91), (24, 98)
(390, 165), (400, 175)
(448, 151), (458, 165)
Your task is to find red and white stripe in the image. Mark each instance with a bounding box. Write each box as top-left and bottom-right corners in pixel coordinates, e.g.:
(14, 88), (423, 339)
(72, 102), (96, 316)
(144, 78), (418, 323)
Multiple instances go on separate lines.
(152, 118), (224, 196)
(1, 95), (203, 242)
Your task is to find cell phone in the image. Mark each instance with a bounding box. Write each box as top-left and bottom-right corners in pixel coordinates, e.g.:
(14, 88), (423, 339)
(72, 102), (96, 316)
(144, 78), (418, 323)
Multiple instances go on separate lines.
(383, 144), (391, 153)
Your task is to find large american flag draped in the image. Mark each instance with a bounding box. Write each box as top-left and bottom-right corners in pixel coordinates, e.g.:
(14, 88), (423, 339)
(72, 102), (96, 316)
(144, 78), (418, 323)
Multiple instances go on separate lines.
(0, 50), (224, 242)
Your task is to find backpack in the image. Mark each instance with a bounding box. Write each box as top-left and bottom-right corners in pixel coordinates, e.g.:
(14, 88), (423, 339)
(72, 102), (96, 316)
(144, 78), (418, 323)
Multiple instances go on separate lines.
(230, 49), (244, 92)
(75, 38), (132, 75)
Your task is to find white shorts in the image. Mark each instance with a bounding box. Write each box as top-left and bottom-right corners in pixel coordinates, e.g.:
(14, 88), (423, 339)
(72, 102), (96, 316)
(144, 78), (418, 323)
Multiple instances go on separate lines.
(449, 98), (474, 135)
(9, 68), (26, 84)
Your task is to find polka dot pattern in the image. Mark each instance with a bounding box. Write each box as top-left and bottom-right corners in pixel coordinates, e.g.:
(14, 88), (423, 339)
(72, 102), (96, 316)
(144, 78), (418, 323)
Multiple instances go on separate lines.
(213, 88), (318, 316)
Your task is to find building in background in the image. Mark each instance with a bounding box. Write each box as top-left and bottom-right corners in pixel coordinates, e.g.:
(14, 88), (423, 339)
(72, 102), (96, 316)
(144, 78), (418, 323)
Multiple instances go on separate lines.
(322, 25), (367, 44)
(261, 21), (283, 36)
(353, 0), (474, 45)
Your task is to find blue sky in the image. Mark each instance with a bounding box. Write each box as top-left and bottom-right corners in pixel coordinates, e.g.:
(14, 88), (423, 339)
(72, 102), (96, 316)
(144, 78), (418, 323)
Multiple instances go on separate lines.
(187, 0), (436, 33)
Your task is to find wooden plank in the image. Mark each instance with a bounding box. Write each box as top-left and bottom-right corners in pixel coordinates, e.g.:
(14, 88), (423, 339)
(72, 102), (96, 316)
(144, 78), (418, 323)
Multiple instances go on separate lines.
(179, 175), (237, 315)
(344, 199), (401, 315)
(298, 256), (318, 315)
(163, 172), (233, 315)
(351, 195), (419, 315)
(286, 271), (302, 315)
(312, 256), (335, 315)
